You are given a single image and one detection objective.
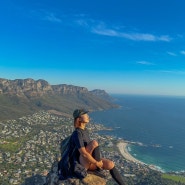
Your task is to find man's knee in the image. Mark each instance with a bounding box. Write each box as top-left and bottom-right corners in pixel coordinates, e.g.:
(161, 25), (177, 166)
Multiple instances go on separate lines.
(90, 140), (99, 148)
(86, 140), (99, 153)
(102, 159), (115, 170)
(107, 160), (115, 170)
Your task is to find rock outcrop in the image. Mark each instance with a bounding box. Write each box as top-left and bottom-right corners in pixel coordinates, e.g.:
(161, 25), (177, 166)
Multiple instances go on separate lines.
(44, 161), (107, 185)
(0, 78), (51, 96)
(0, 78), (88, 97)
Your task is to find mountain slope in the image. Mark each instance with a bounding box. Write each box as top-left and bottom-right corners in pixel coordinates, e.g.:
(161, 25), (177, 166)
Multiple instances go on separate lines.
(0, 78), (118, 120)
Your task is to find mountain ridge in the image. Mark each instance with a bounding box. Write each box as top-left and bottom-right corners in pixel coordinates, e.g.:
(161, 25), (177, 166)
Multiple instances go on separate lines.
(0, 78), (118, 120)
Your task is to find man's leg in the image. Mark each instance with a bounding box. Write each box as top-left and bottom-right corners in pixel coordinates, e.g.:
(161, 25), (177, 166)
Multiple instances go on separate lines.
(102, 159), (127, 185)
(79, 140), (99, 170)
(92, 145), (101, 161)
(110, 166), (127, 185)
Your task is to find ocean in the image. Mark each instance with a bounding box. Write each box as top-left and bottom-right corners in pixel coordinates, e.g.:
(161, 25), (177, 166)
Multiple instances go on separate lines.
(89, 94), (185, 173)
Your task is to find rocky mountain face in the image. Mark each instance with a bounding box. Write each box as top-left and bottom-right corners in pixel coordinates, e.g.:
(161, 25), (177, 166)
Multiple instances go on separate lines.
(90, 89), (114, 102)
(0, 78), (118, 120)
(0, 78), (89, 97)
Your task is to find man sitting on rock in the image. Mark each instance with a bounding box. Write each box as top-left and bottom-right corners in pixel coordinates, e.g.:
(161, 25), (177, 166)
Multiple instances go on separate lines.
(69, 109), (127, 185)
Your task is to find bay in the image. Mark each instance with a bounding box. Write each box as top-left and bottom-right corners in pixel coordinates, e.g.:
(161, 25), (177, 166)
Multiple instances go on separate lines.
(90, 94), (185, 172)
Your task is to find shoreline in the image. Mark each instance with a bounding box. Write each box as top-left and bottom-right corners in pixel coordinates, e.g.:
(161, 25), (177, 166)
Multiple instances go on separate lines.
(117, 141), (145, 165)
(117, 141), (165, 172)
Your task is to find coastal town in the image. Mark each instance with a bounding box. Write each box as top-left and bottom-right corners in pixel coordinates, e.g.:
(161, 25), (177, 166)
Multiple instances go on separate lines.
(0, 111), (184, 185)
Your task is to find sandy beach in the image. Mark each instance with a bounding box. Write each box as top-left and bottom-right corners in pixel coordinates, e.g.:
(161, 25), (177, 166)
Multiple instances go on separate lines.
(117, 141), (165, 172)
(117, 141), (145, 165)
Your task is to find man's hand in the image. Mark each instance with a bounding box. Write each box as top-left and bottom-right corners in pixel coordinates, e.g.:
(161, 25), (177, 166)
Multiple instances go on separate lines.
(95, 160), (103, 169)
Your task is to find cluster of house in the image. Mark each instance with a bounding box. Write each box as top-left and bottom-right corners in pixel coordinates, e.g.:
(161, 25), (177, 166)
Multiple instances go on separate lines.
(0, 111), (151, 184)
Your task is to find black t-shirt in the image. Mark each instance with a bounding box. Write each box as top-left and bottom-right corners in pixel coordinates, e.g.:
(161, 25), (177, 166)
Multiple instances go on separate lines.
(59, 128), (90, 178)
(71, 128), (91, 160)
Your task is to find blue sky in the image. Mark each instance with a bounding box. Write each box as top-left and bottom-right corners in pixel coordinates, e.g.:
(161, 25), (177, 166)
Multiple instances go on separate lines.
(1, 0), (185, 96)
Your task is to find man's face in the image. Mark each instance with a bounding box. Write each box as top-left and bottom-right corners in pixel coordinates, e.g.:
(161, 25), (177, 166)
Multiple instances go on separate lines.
(80, 113), (90, 123)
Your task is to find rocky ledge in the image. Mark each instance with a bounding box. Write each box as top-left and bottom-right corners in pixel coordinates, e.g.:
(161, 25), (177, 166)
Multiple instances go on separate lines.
(44, 161), (108, 185)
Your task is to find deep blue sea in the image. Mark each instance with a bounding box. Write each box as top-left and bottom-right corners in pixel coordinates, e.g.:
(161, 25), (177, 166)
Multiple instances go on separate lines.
(90, 94), (185, 173)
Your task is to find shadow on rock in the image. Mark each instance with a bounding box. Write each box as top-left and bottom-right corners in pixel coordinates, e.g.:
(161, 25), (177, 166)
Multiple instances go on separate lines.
(21, 174), (46, 185)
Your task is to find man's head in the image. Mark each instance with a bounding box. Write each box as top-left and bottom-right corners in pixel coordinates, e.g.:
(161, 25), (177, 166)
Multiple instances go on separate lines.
(73, 109), (89, 119)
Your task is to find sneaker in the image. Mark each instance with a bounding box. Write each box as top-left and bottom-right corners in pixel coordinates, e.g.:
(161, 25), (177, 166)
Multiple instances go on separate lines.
(88, 169), (107, 178)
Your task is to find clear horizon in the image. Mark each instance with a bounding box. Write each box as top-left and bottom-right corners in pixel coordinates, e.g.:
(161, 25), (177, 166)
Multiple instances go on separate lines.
(1, 0), (185, 96)
(91, 95), (185, 172)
